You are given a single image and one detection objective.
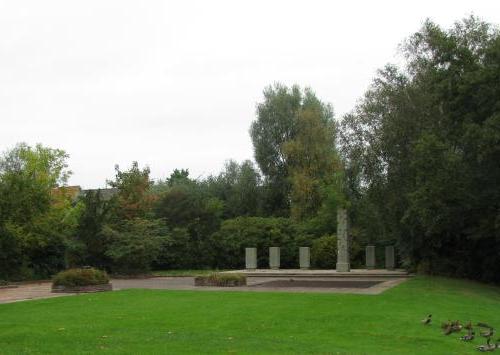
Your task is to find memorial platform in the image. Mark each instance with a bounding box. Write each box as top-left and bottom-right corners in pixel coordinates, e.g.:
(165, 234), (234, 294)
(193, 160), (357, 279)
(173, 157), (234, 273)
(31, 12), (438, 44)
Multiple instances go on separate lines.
(223, 269), (410, 278)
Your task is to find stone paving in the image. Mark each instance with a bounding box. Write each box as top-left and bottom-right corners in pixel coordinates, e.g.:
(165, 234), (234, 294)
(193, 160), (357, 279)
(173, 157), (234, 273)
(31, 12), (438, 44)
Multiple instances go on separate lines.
(0, 276), (408, 304)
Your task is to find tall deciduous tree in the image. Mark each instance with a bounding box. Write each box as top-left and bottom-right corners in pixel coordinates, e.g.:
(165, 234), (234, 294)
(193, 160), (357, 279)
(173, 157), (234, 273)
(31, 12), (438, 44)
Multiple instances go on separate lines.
(341, 16), (500, 282)
(0, 143), (74, 278)
(250, 83), (338, 216)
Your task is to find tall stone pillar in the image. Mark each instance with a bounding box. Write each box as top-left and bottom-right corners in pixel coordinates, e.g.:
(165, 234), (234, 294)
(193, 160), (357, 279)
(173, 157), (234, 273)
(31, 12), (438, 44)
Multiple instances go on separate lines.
(269, 247), (280, 269)
(245, 248), (257, 270)
(385, 246), (395, 270)
(366, 246), (376, 270)
(336, 208), (350, 272)
(299, 247), (310, 270)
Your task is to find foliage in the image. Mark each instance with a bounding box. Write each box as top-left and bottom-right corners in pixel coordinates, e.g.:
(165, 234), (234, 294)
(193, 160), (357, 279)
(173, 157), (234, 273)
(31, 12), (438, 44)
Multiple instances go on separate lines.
(0, 143), (75, 279)
(211, 217), (306, 269)
(194, 272), (246, 286)
(67, 190), (112, 269)
(154, 181), (223, 268)
(311, 235), (338, 269)
(249, 84), (301, 215)
(206, 160), (261, 218)
(107, 162), (154, 220)
(102, 218), (167, 275)
(340, 16), (500, 281)
(52, 267), (109, 287)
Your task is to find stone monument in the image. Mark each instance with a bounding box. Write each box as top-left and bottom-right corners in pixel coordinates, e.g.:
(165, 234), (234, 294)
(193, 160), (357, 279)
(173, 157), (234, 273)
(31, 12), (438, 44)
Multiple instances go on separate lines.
(336, 208), (350, 272)
(366, 245), (376, 269)
(245, 247), (257, 270)
(385, 245), (395, 270)
(269, 247), (280, 269)
(299, 247), (310, 270)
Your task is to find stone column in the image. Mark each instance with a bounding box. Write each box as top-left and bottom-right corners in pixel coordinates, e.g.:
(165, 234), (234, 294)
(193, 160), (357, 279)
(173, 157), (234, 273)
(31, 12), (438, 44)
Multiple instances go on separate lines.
(385, 246), (395, 270)
(269, 247), (280, 270)
(299, 247), (310, 270)
(336, 208), (350, 272)
(245, 247), (257, 270)
(366, 246), (375, 270)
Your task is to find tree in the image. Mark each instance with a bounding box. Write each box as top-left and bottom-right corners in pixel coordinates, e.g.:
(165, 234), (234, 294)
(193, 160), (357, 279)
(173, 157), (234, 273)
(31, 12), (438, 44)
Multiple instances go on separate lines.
(107, 162), (154, 220)
(68, 190), (112, 269)
(206, 160), (262, 218)
(340, 16), (500, 281)
(0, 143), (74, 279)
(283, 105), (341, 220)
(250, 83), (337, 216)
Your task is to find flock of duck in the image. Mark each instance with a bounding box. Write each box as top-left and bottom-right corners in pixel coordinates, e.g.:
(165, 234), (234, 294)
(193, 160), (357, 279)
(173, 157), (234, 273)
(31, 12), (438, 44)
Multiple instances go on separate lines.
(422, 314), (499, 352)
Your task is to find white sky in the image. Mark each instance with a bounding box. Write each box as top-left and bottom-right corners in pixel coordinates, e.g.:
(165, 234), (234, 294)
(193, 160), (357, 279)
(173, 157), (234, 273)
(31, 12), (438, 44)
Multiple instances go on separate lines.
(1, 0), (499, 188)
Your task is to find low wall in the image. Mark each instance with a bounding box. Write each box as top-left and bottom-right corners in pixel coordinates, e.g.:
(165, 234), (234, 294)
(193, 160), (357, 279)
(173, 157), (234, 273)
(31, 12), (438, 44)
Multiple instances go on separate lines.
(51, 283), (113, 293)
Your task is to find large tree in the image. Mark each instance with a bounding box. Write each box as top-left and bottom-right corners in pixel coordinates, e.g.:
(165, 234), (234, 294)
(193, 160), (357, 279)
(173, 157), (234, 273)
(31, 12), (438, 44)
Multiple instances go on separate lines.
(341, 16), (500, 281)
(0, 143), (75, 278)
(250, 83), (337, 217)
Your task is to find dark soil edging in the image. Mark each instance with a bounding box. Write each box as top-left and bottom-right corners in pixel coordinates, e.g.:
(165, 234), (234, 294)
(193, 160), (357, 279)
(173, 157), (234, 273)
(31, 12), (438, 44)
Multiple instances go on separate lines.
(51, 283), (113, 293)
(194, 276), (246, 287)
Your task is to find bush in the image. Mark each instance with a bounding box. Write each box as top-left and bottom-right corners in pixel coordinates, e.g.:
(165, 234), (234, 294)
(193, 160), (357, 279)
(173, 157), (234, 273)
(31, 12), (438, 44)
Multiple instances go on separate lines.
(311, 235), (337, 269)
(103, 218), (166, 275)
(194, 272), (246, 286)
(52, 268), (109, 287)
(210, 217), (303, 269)
(0, 280), (8, 286)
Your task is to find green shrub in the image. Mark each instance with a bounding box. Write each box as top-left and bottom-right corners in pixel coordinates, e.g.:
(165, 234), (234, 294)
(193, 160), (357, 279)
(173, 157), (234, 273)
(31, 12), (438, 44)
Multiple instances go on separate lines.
(210, 217), (302, 269)
(311, 235), (337, 269)
(195, 272), (246, 286)
(0, 280), (9, 286)
(103, 218), (166, 275)
(52, 268), (109, 287)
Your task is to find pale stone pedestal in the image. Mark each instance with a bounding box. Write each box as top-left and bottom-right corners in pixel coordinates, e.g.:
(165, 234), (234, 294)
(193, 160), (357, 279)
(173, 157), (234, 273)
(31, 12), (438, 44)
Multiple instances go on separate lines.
(245, 248), (257, 270)
(269, 247), (280, 270)
(366, 246), (376, 269)
(385, 246), (395, 270)
(336, 208), (350, 272)
(299, 247), (310, 270)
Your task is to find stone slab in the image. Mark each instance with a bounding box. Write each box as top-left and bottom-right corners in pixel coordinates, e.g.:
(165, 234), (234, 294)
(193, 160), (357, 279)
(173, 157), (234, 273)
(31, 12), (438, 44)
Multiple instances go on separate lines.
(366, 245), (376, 269)
(299, 247), (310, 269)
(269, 247), (280, 269)
(385, 246), (395, 270)
(336, 208), (350, 272)
(245, 247), (257, 270)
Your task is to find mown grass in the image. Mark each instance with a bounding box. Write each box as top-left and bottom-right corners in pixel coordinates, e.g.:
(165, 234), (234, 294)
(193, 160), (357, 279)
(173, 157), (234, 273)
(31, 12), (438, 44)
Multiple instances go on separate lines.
(1, 276), (500, 354)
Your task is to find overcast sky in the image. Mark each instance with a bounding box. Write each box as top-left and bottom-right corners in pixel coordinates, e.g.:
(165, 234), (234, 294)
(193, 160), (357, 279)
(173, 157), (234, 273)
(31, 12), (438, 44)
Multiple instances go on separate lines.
(1, 1), (499, 188)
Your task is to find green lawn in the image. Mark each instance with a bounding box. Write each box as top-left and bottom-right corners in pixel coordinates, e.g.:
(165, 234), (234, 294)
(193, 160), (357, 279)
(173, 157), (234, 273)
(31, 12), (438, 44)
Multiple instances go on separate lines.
(1, 277), (500, 354)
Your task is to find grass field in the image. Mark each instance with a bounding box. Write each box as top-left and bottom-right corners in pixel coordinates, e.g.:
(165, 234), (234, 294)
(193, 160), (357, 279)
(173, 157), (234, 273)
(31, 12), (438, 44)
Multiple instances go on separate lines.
(1, 277), (500, 354)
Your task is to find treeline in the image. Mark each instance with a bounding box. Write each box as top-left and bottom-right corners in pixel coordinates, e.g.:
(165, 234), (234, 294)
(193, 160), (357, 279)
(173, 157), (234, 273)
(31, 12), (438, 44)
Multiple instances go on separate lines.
(0, 83), (350, 278)
(341, 16), (500, 282)
(0, 16), (499, 282)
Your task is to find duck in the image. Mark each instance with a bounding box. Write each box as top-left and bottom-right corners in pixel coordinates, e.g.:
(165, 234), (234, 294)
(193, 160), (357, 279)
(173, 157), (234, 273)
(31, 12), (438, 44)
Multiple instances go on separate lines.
(443, 324), (453, 336)
(441, 321), (451, 330)
(476, 338), (498, 352)
(451, 320), (462, 332)
(421, 314), (432, 325)
(460, 329), (475, 341)
(480, 327), (495, 338)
